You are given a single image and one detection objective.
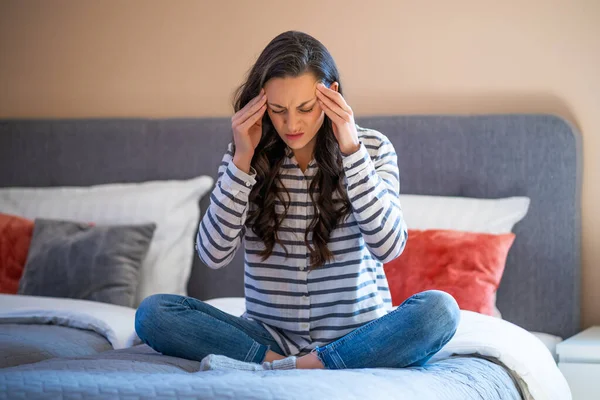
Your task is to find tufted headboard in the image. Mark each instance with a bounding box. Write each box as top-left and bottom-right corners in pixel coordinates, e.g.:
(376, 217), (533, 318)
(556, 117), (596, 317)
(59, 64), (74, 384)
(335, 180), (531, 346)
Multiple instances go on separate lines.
(0, 114), (581, 338)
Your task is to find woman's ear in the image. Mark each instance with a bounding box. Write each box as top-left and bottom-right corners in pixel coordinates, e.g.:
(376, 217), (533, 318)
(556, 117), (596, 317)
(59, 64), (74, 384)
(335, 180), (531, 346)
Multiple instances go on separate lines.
(330, 82), (339, 92)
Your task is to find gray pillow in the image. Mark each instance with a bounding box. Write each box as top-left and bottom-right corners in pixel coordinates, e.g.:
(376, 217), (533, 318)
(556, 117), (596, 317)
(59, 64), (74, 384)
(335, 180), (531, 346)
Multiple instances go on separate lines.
(18, 218), (156, 307)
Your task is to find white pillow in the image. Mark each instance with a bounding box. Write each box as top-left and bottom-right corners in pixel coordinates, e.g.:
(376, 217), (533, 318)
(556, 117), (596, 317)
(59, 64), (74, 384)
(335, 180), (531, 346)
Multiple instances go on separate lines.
(0, 176), (213, 306)
(399, 195), (530, 234)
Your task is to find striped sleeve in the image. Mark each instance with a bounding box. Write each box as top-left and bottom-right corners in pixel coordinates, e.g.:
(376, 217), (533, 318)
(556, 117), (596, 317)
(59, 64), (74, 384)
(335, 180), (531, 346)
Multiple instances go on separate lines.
(196, 142), (256, 269)
(342, 135), (408, 263)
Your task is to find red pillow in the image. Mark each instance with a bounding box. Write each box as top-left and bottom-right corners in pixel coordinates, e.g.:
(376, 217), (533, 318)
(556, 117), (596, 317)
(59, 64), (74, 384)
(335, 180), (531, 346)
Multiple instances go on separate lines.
(384, 229), (515, 316)
(0, 213), (35, 294)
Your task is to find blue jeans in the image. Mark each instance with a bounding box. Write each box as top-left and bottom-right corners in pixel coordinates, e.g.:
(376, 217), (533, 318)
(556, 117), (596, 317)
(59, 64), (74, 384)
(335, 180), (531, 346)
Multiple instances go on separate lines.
(135, 290), (460, 369)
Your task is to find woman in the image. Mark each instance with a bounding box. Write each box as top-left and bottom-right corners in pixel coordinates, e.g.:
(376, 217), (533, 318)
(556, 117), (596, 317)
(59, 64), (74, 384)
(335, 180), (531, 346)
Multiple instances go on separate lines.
(135, 30), (459, 371)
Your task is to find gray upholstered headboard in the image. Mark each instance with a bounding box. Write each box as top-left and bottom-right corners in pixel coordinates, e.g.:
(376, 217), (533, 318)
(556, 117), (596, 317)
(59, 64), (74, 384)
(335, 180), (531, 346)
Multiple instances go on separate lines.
(0, 114), (581, 338)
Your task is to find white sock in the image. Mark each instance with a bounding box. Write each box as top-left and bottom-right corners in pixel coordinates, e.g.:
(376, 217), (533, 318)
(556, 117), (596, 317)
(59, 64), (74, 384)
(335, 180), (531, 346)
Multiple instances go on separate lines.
(262, 356), (297, 370)
(199, 354), (297, 371)
(199, 354), (263, 371)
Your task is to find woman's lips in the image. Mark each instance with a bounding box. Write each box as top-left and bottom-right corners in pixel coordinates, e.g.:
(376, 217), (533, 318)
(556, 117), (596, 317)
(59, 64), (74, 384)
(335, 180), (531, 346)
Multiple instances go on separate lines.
(286, 132), (304, 140)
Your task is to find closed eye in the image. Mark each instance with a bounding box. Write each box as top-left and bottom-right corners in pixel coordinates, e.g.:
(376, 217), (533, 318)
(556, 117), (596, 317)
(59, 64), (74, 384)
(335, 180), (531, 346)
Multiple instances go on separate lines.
(271, 108), (314, 114)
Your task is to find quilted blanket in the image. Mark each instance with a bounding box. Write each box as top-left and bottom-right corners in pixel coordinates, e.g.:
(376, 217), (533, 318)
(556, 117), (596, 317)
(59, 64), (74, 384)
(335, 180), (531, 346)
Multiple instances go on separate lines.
(0, 294), (138, 368)
(0, 324), (112, 368)
(0, 295), (571, 400)
(0, 345), (521, 400)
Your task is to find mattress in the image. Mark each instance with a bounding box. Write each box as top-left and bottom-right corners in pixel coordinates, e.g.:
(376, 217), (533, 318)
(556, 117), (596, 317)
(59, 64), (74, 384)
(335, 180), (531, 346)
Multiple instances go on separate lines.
(0, 344), (522, 400)
(0, 295), (571, 399)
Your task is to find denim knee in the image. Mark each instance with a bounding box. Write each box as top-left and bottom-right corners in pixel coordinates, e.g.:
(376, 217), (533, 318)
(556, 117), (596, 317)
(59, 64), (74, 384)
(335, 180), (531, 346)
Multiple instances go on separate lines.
(135, 294), (183, 343)
(419, 290), (460, 335)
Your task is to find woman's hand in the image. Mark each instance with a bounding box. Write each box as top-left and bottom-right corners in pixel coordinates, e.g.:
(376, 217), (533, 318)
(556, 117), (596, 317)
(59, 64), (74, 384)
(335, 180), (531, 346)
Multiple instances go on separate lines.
(231, 89), (267, 172)
(316, 83), (360, 155)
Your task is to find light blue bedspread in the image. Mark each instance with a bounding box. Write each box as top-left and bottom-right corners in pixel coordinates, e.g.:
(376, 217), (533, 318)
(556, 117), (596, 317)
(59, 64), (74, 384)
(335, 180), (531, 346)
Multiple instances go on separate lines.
(0, 323), (112, 368)
(0, 344), (522, 400)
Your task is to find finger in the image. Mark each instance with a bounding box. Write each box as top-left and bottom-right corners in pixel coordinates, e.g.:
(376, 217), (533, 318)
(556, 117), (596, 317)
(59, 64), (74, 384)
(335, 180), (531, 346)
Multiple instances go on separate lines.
(233, 90), (266, 125)
(239, 104), (267, 131)
(317, 98), (345, 126)
(316, 91), (350, 123)
(316, 83), (351, 114)
(233, 92), (267, 126)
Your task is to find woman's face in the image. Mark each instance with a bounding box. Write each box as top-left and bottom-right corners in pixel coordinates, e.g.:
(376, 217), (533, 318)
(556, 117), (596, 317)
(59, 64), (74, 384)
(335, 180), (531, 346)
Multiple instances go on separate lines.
(264, 73), (335, 154)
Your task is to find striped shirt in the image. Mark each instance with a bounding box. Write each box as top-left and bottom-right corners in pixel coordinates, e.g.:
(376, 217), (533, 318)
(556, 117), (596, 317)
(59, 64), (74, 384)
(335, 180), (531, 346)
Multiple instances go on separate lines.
(196, 125), (408, 356)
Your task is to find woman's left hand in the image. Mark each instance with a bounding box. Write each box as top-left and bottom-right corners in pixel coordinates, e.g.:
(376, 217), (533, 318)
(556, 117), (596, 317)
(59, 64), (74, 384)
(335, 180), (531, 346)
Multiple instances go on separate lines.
(316, 82), (361, 155)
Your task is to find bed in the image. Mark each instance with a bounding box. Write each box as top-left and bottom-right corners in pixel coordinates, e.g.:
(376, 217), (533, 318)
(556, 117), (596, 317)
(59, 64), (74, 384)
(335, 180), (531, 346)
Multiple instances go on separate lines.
(0, 114), (581, 399)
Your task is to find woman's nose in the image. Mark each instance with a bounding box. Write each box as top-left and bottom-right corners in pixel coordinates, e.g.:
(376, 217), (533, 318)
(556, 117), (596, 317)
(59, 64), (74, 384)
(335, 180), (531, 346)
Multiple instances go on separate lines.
(286, 114), (301, 132)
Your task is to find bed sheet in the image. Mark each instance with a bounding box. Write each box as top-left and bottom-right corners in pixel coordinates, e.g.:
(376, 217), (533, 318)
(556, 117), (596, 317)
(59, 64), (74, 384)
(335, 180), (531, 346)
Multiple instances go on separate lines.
(0, 344), (522, 400)
(0, 295), (571, 399)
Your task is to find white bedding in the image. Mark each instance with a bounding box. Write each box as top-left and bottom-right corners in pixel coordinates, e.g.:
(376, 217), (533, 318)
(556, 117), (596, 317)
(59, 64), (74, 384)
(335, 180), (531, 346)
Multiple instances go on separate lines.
(529, 331), (563, 362)
(0, 294), (140, 349)
(0, 295), (571, 399)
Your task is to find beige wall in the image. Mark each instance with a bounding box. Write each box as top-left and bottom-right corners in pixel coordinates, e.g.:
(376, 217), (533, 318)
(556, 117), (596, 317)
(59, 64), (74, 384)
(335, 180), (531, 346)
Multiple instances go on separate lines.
(1, 0), (598, 327)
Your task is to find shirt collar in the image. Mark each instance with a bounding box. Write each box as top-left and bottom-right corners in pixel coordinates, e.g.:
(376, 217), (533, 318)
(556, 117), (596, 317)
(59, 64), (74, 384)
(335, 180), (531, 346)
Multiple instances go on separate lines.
(283, 146), (317, 169)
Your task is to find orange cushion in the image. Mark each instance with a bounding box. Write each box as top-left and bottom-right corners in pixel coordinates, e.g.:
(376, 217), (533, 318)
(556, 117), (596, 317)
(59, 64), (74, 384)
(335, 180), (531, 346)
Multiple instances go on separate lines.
(0, 213), (35, 294)
(384, 229), (515, 316)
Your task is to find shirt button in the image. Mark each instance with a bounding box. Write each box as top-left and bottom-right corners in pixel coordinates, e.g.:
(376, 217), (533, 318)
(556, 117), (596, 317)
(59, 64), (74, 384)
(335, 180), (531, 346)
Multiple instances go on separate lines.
(245, 181), (251, 187)
(299, 266), (305, 271)
(302, 295), (309, 301)
(302, 323), (309, 330)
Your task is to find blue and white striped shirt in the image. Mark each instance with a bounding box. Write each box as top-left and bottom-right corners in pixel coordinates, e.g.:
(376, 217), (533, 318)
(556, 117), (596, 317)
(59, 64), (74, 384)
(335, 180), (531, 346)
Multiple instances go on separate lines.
(196, 125), (408, 356)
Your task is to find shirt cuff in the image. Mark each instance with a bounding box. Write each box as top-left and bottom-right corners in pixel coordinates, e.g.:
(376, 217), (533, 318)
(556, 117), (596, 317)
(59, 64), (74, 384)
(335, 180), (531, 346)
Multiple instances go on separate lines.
(221, 160), (257, 194)
(342, 142), (371, 178)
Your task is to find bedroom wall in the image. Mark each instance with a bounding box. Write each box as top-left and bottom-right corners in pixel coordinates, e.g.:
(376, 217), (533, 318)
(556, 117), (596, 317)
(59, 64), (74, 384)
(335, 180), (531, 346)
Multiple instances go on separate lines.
(1, 0), (599, 328)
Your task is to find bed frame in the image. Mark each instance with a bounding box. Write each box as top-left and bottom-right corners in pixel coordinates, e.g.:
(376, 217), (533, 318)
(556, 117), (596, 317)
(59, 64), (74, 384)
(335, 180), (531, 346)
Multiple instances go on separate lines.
(0, 114), (582, 338)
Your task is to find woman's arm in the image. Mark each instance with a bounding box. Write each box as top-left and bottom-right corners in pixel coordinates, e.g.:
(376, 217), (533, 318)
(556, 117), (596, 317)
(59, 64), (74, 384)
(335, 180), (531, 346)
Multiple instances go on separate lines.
(343, 137), (408, 263)
(315, 83), (407, 263)
(196, 143), (256, 269)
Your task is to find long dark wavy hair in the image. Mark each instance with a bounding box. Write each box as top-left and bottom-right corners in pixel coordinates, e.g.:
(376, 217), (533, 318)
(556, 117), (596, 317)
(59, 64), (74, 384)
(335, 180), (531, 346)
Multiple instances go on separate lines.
(232, 31), (352, 269)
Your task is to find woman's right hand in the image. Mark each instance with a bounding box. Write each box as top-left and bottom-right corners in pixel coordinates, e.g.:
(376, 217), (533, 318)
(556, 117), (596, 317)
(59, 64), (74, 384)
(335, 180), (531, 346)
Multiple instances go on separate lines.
(231, 89), (267, 173)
